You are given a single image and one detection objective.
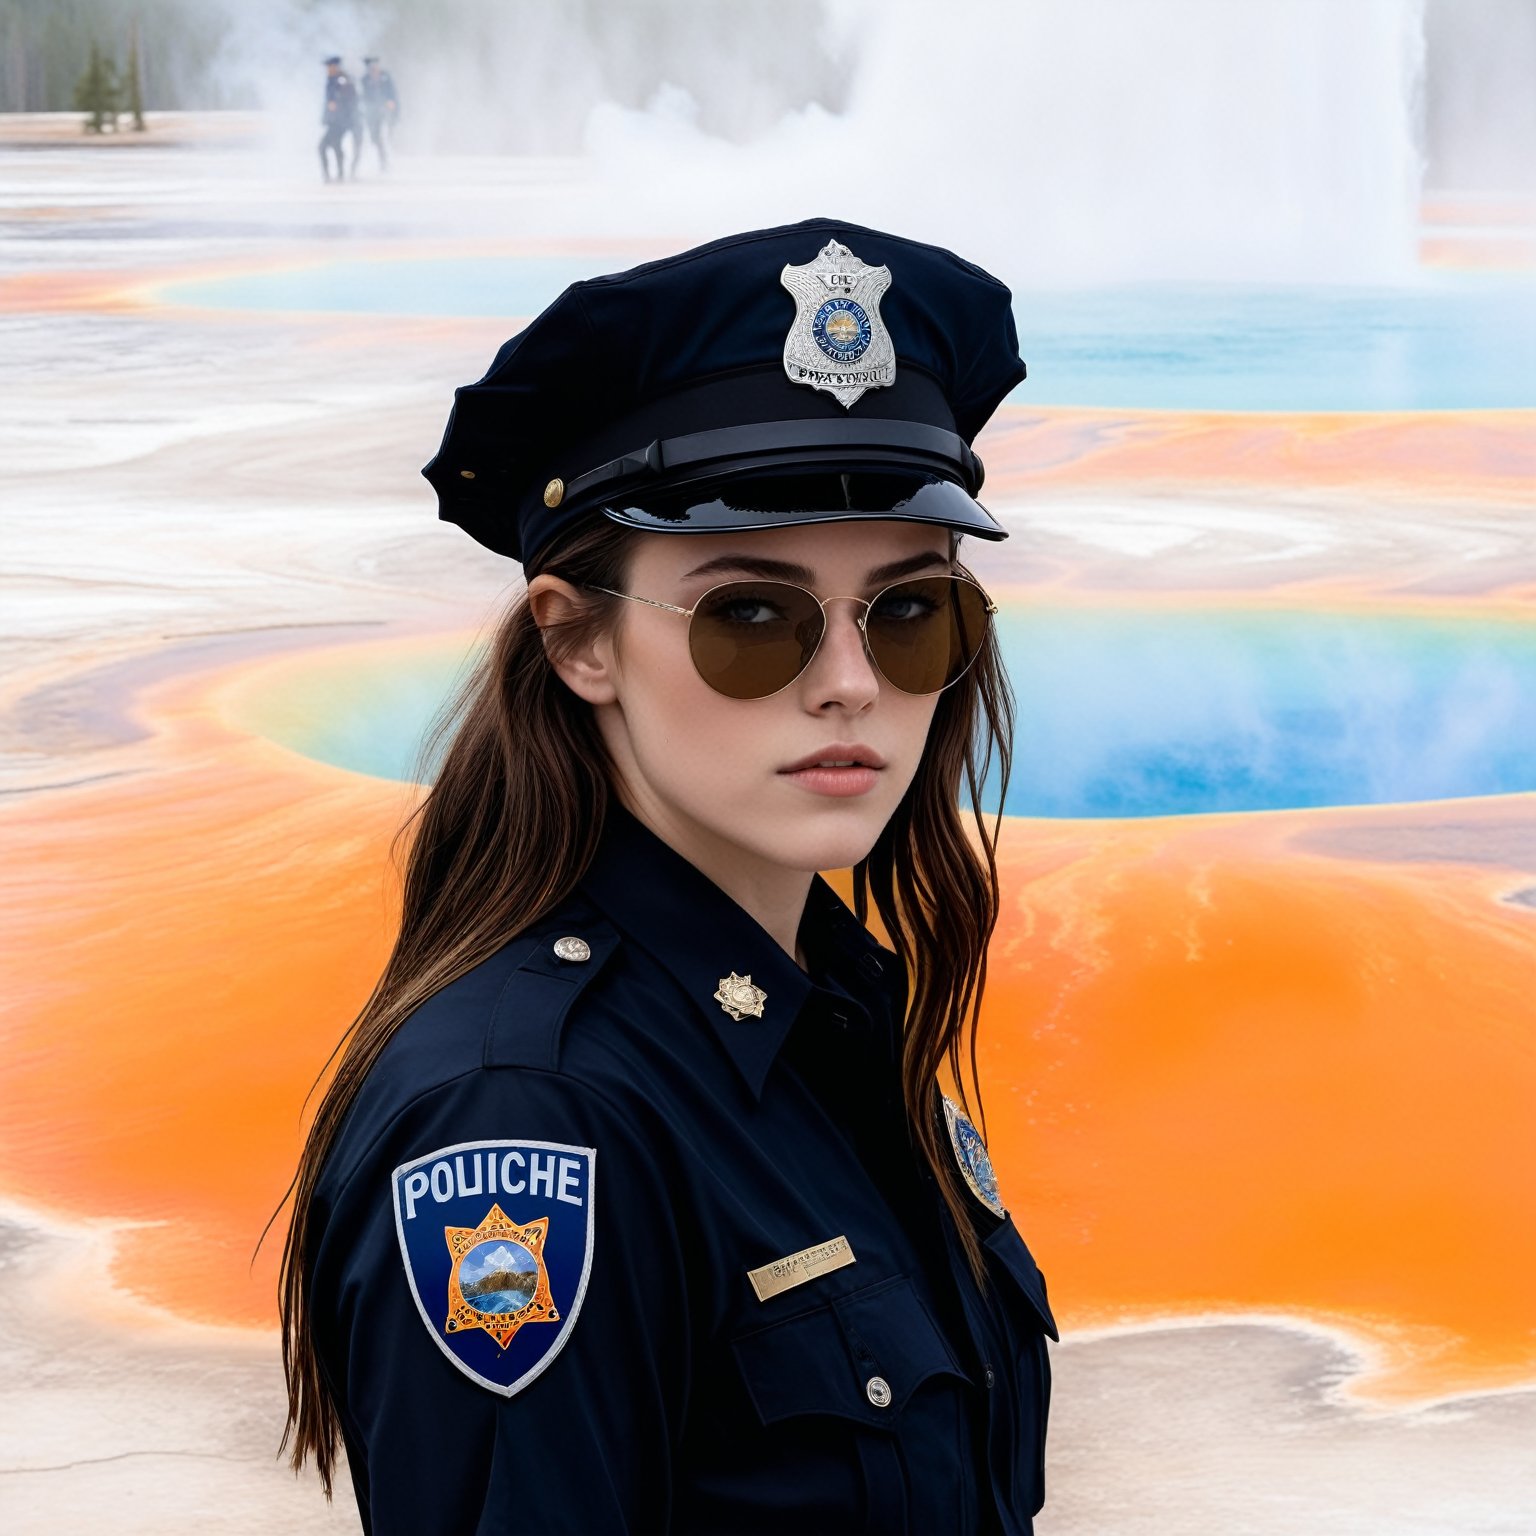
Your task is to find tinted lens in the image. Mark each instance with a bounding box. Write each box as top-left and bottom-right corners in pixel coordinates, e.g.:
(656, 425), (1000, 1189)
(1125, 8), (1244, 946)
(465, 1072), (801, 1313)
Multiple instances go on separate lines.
(864, 576), (992, 694)
(688, 581), (825, 700)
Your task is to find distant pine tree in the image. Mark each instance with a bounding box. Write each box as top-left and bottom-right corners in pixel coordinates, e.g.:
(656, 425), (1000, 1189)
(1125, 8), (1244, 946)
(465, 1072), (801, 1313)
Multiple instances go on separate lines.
(125, 24), (145, 132)
(71, 41), (121, 133)
(101, 51), (122, 131)
(73, 43), (106, 132)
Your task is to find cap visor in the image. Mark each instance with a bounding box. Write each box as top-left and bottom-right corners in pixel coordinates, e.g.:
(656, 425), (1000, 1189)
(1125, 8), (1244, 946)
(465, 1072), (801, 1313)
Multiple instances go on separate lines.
(599, 472), (1007, 542)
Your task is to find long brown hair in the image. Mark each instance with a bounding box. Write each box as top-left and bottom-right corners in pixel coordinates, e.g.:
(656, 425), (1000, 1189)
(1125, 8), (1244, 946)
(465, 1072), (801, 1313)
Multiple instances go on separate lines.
(278, 514), (1014, 1493)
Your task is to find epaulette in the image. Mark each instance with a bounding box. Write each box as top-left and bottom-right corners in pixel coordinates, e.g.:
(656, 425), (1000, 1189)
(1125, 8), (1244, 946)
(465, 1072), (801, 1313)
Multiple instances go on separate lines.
(483, 901), (622, 1071)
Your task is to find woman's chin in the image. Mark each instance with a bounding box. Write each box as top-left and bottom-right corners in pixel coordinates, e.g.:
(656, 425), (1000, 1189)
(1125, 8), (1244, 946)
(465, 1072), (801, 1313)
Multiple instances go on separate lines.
(760, 812), (892, 875)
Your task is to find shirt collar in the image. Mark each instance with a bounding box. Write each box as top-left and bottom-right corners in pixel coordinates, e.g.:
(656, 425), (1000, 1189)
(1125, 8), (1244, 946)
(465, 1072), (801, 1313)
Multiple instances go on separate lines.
(576, 801), (894, 1099)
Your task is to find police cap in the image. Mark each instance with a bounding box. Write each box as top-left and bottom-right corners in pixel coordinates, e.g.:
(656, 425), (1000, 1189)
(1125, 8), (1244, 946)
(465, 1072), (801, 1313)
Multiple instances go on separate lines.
(423, 218), (1025, 565)
(322, 55), (342, 65)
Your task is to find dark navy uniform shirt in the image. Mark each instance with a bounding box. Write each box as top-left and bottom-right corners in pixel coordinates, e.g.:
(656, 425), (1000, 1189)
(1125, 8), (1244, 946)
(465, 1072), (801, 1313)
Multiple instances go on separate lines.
(361, 70), (398, 117)
(322, 72), (358, 127)
(309, 802), (1058, 1534)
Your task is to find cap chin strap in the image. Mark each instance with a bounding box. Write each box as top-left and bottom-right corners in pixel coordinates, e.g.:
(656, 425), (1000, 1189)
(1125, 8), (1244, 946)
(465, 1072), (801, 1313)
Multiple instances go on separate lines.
(562, 418), (984, 510)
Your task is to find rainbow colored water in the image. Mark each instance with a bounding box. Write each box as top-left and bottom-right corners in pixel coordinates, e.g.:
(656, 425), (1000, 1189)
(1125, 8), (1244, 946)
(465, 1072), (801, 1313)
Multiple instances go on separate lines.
(235, 605), (1536, 815)
(159, 258), (1536, 410)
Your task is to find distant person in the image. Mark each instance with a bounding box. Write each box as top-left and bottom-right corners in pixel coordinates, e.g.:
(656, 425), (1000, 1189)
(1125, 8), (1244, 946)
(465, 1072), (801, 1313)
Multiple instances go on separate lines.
(356, 55), (399, 174)
(318, 56), (358, 183)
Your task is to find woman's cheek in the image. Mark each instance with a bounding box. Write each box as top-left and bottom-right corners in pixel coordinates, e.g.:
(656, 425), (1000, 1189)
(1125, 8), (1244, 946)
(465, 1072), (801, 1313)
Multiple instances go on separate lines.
(888, 698), (940, 791)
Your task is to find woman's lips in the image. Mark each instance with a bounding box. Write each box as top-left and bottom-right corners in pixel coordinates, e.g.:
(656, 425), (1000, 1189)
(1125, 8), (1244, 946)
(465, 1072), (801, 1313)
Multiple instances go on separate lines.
(778, 744), (885, 798)
(780, 765), (881, 797)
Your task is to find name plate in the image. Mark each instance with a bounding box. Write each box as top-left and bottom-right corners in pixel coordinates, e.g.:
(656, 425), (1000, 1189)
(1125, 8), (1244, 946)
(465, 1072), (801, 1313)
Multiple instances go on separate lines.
(747, 1234), (856, 1302)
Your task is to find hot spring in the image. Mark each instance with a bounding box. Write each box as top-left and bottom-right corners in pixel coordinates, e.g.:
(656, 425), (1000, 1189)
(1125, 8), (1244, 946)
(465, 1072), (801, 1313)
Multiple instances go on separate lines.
(159, 257), (1536, 411)
(234, 606), (1536, 818)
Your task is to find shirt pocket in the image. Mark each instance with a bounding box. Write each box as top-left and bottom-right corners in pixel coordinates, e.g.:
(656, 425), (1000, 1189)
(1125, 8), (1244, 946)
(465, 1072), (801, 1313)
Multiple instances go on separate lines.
(983, 1214), (1057, 1517)
(732, 1273), (973, 1532)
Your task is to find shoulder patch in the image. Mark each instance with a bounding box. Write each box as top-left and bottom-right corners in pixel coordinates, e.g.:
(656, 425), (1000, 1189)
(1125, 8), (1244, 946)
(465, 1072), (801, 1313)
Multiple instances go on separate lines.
(942, 1094), (1006, 1218)
(393, 1139), (596, 1396)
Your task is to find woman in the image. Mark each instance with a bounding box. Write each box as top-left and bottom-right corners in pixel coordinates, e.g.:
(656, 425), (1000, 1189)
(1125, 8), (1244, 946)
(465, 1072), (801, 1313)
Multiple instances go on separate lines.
(281, 219), (1058, 1533)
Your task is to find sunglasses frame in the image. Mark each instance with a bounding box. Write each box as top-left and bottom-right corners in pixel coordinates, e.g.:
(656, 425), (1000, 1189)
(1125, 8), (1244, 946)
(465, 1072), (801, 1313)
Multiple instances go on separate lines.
(583, 572), (999, 700)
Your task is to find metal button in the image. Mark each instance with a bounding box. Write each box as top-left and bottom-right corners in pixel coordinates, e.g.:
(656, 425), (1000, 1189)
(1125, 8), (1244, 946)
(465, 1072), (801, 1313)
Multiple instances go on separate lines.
(865, 1375), (892, 1408)
(552, 936), (590, 963)
(983, 1363), (995, 1389)
(543, 477), (565, 507)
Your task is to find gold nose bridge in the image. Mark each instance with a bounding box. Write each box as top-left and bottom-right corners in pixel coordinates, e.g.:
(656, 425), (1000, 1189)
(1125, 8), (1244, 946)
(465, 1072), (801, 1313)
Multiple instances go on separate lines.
(797, 596), (878, 691)
(816, 594), (873, 641)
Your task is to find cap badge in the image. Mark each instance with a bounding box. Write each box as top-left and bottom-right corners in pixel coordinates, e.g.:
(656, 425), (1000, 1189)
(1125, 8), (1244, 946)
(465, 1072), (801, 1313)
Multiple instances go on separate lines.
(942, 1094), (1006, 1218)
(714, 971), (767, 1021)
(780, 239), (896, 409)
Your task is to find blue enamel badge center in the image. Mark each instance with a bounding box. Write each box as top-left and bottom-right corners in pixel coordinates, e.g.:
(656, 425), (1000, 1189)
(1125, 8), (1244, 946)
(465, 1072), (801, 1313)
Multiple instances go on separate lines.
(942, 1095), (1006, 1217)
(812, 297), (872, 363)
(393, 1139), (596, 1396)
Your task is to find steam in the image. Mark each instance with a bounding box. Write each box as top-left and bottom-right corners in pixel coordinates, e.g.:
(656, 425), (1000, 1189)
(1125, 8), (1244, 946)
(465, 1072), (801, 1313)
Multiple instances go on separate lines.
(206, 0), (1428, 283)
(589, 0), (1428, 283)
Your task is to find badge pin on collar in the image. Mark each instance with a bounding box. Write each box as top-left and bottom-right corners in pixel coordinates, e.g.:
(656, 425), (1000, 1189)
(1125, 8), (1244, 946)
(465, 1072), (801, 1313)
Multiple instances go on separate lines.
(780, 238), (896, 409)
(715, 971), (767, 1021)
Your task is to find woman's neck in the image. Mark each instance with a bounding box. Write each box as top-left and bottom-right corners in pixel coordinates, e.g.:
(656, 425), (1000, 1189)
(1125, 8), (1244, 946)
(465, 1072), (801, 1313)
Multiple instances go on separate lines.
(615, 793), (814, 969)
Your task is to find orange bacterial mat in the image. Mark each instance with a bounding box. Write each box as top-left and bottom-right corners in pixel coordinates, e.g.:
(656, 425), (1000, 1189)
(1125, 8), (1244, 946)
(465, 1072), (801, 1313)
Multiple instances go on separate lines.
(1, 647), (1532, 1407)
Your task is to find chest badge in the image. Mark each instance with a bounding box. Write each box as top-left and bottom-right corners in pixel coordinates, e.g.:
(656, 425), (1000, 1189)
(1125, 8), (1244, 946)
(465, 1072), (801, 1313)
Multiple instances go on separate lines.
(715, 971), (767, 1020)
(392, 1138), (596, 1397)
(942, 1094), (1006, 1218)
(780, 238), (896, 409)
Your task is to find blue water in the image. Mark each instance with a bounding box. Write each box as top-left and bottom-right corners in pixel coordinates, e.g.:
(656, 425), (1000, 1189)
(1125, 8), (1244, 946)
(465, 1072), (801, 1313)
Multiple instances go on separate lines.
(157, 257), (1536, 411)
(162, 257), (602, 328)
(250, 609), (1536, 818)
(1013, 282), (1536, 411)
(990, 608), (1536, 817)
(465, 1288), (534, 1316)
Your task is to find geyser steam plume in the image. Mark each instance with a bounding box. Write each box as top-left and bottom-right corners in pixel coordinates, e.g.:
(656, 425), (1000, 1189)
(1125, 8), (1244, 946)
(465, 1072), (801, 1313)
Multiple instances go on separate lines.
(224, 0), (1428, 284)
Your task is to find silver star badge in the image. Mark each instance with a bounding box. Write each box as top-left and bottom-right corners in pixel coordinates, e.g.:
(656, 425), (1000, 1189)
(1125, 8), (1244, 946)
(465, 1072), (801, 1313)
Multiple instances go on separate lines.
(714, 971), (768, 1021)
(780, 238), (896, 409)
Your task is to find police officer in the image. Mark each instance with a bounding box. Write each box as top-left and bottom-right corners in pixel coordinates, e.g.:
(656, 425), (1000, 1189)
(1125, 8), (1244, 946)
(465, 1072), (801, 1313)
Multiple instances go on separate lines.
(318, 55), (358, 183)
(281, 218), (1058, 1533)
(356, 55), (398, 174)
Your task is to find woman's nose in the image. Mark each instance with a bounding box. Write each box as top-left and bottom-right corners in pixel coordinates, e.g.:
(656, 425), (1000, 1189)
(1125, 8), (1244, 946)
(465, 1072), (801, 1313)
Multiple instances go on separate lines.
(802, 599), (880, 707)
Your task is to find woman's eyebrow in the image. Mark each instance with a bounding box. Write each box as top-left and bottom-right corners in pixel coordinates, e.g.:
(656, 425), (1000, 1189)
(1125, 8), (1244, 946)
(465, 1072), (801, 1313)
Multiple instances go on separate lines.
(681, 554), (815, 583)
(680, 550), (952, 585)
(865, 550), (954, 584)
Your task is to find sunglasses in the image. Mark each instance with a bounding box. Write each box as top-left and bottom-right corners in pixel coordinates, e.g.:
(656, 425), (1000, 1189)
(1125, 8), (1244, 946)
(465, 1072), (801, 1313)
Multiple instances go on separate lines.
(584, 573), (998, 700)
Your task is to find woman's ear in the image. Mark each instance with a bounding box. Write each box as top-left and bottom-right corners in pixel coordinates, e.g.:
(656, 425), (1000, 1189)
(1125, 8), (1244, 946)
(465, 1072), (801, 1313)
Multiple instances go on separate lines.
(525, 574), (620, 705)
